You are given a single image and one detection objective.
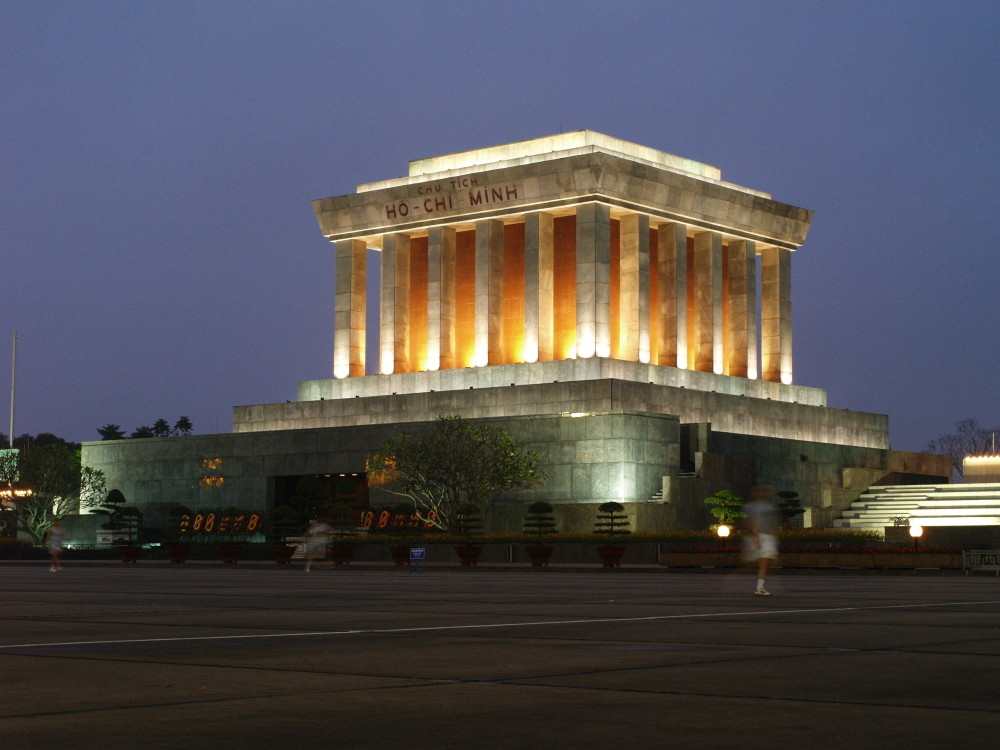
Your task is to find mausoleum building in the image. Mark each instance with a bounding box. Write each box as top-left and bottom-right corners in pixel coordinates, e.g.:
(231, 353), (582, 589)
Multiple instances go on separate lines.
(82, 133), (949, 536)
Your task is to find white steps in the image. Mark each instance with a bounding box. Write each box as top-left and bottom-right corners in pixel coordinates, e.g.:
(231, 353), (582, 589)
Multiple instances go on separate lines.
(833, 483), (1000, 530)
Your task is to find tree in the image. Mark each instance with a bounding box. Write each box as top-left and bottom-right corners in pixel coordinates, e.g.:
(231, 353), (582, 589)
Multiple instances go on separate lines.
(367, 416), (545, 531)
(523, 501), (557, 538)
(1, 444), (106, 544)
(594, 501), (631, 538)
(33, 433), (75, 449)
(99, 418), (194, 440)
(0, 449), (19, 537)
(97, 424), (126, 440)
(927, 419), (1000, 479)
(91, 488), (141, 543)
(776, 490), (805, 528)
(703, 489), (746, 526)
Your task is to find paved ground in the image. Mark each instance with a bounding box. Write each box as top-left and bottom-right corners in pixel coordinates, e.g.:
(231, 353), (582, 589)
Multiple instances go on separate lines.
(2, 564), (998, 750)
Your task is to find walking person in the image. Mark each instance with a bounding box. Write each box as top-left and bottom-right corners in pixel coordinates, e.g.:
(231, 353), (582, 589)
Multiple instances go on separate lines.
(744, 485), (779, 596)
(45, 518), (64, 573)
(303, 518), (331, 572)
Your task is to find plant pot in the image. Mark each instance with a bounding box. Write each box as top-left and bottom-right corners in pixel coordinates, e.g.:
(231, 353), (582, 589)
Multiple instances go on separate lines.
(329, 544), (355, 566)
(116, 545), (141, 564)
(525, 544), (555, 568)
(219, 544), (243, 564)
(454, 544), (483, 567)
(596, 544), (626, 568)
(271, 544), (296, 564)
(389, 545), (411, 567)
(166, 544), (190, 564)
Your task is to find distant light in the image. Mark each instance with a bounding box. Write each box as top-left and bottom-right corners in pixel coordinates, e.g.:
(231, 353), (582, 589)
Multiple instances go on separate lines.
(909, 525), (923, 538)
(717, 524), (731, 538)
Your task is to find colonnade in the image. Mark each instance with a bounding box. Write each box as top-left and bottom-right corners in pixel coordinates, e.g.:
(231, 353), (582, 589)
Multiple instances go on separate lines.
(333, 203), (793, 384)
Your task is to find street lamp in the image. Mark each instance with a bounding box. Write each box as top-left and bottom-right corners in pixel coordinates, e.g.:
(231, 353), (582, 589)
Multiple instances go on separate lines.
(716, 524), (731, 538)
(909, 524), (923, 551)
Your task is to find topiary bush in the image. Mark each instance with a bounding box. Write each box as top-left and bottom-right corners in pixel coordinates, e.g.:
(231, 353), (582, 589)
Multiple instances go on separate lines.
(523, 501), (557, 539)
(594, 501), (631, 539)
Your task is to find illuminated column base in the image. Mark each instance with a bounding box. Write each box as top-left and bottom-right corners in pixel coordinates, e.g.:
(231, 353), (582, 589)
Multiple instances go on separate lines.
(693, 231), (723, 374)
(475, 219), (504, 367)
(618, 213), (650, 363)
(726, 239), (757, 378)
(334, 239), (367, 378)
(762, 246), (792, 384)
(524, 212), (554, 363)
(576, 203), (611, 359)
(380, 233), (410, 375)
(656, 222), (688, 369)
(427, 226), (456, 371)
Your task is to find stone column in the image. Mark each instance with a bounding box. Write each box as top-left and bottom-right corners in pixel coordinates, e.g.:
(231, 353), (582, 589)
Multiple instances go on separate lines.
(334, 239), (367, 378)
(619, 213), (650, 363)
(656, 223), (688, 369)
(726, 239), (757, 379)
(427, 226), (456, 371)
(379, 233), (410, 375)
(524, 212), (554, 363)
(693, 231), (723, 374)
(576, 203), (611, 359)
(762, 246), (793, 384)
(475, 219), (504, 367)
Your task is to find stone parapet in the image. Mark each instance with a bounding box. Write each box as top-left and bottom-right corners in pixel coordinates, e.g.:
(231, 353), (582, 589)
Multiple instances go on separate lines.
(296, 358), (825, 405)
(235, 367), (888, 450)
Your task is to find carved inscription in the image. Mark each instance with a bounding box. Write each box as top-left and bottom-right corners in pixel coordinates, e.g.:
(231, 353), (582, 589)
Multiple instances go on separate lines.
(384, 178), (522, 221)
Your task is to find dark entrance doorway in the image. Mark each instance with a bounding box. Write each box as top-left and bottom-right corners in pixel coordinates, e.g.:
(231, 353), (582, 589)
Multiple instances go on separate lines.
(272, 472), (369, 527)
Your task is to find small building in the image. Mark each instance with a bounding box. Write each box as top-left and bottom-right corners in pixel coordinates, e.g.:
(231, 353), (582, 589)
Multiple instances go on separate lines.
(82, 132), (949, 537)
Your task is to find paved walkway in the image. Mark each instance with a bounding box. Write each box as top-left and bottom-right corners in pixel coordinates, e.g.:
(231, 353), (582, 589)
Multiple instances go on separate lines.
(2, 566), (998, 749)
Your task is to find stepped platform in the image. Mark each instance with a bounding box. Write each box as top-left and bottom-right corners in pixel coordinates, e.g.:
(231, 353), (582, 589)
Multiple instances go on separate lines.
(834, 483), (1000, 530)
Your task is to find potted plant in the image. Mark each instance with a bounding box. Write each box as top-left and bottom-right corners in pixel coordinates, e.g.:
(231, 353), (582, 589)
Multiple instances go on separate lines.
(594, 501), (630, 567)
(270, 505), (301, 564)
(165, 505), (193, 563)
(388, 502), (418, 566)
(776, 490), (805, 529)
(703, 489), (746, 534)
(113, 507), (143, 563)
(218, 506), (246, 564)
(453, 503), (484, 567)
(94, 489), (143, 563)
(327, 503), (356, 566)
(523, 501), (557, 568)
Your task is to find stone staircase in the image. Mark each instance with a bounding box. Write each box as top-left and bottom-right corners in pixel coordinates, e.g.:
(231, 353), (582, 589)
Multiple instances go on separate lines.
(833, 483), (1000, 530)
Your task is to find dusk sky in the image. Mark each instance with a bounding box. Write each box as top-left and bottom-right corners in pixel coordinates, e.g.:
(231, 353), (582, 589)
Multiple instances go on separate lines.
(3, 1), (998, 452)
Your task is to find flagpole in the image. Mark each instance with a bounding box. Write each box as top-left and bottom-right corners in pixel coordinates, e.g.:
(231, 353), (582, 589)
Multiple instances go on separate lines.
(8, 331), (16, 448)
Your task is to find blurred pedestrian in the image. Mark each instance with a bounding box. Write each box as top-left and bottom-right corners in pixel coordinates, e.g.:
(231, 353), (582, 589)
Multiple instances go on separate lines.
(304, 518), (331, 572)
(45, 518), (64, 573)
(744, 486), (779, 596)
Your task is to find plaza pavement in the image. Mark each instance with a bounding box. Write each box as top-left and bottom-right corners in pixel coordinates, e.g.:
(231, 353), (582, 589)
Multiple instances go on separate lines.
(1, 563), (998, 750)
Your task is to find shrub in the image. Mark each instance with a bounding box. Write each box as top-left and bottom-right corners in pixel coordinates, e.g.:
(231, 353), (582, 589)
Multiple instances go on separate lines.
(523, 501), (557, 538)
(594, 502), (631, 538)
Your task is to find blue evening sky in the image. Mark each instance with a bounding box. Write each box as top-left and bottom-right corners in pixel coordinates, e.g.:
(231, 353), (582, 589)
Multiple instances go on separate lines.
(2, 0), (998, 451)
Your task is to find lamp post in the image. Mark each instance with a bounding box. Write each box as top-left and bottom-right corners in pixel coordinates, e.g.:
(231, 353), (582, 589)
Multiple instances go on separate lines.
(909, 524), (923, 551)
(716, 524), (731, 539)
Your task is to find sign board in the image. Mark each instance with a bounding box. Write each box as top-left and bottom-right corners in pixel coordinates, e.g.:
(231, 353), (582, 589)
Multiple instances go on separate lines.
(409, 547), (426, 560)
